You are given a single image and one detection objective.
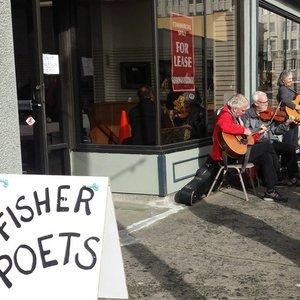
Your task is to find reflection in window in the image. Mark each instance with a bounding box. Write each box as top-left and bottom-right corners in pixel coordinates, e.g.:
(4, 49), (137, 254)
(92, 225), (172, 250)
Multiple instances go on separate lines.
(76, 0), (156, 146)
(270, 40), (276, 51)
(205, 1), (237, 132)
(283, 39), (289, 50)
(291, 39), (297, 50)
(157, 1), (206, 144)
(290, 59), (296, 70)
(291, 21), (297, 31)
(258, 7), (300, 104)
(157, 0), (237, 143)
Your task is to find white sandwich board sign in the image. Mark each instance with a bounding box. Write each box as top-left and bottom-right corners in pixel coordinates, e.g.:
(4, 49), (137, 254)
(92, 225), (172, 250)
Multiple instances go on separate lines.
(0, 174), (128, 300)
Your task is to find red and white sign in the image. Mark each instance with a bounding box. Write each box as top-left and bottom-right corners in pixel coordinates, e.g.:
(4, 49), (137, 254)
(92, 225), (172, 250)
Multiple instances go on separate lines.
(25, 116), (36, 126)
(171, 13), (195, 92)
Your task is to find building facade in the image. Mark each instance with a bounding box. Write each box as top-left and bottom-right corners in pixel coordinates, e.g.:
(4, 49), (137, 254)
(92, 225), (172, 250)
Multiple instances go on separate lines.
(0, 0), (299, 195)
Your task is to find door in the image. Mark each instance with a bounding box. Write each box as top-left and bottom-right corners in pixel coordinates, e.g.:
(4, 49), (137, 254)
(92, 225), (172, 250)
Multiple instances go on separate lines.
(11, 0), (70, 175)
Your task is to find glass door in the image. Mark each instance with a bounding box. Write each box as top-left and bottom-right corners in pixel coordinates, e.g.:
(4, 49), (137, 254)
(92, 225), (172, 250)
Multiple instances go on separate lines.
(11, 0), (70, 175)
(40, 0), (70, 175)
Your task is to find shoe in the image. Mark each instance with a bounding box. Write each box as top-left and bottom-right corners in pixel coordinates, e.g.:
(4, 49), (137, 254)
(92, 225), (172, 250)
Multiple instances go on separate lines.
(263, 190), (288, 203)
(276, 180), (287, 186)
(286, 178), (300, 187)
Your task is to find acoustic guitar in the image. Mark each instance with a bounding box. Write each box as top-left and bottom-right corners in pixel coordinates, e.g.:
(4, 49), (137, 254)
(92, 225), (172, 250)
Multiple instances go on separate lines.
(285, 95), (300, 124)
(219, 132), (255, 158)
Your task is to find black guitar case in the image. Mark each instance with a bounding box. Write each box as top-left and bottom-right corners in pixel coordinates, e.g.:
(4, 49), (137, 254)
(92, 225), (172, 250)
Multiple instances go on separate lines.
(175, 156), (221, 206)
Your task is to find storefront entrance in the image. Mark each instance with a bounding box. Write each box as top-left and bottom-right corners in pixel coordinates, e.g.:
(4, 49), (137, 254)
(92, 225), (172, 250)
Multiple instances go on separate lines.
(11, 0), (70, 174)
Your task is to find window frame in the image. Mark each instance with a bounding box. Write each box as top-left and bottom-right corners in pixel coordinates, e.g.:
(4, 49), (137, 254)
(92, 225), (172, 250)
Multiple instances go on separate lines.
(291, 39), (297, 50)
(259, 1), (300, 25)
(269, 21), (275, 32)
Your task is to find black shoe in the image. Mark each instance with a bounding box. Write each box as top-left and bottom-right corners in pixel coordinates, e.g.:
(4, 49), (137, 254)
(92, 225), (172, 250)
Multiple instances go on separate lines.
(263, 190), (288, 203)
(276, 180), (286, 187)
(286, 178), (300, 187)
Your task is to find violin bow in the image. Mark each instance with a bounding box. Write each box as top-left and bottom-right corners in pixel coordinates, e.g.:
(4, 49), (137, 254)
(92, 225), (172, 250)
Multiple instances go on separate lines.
(268, 100), (282, 124)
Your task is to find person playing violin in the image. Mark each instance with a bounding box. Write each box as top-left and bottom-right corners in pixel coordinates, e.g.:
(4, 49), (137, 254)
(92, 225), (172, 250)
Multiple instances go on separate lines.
(210, 93), (287, 202)
(242, 91), (299, 187)
(277, 70), (299, 147)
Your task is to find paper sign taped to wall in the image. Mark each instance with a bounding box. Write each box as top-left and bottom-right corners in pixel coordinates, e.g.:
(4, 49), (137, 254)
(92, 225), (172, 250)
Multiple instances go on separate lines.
(82, 57), (94, 76)
(43, 54), (60, 74)
(0, 174), (128, 300)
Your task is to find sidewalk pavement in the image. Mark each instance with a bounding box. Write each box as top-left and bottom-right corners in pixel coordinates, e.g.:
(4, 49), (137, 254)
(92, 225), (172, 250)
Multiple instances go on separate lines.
(113, 185), (300, 299)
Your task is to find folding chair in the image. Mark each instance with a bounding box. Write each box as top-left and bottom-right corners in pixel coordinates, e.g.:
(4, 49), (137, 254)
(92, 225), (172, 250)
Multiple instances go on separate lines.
(206, 153), (257, 202)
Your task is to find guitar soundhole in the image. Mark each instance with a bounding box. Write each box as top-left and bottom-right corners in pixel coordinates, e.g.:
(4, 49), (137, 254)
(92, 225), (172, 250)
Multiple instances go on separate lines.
(240, 134), (248, 145)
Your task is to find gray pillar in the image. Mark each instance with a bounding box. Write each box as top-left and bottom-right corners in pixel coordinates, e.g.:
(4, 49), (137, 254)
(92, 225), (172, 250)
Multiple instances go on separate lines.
(239, 0), (258, 101)
(0, 1), (22, 173)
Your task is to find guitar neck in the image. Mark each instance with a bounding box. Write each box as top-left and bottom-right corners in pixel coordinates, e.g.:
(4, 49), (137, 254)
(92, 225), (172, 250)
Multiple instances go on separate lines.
(287, 87), (299, 95)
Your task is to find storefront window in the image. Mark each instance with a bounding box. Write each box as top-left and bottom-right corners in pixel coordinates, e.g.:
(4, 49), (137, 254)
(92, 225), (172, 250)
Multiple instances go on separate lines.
(75, 0), (238, 148)
(205, 0), (237, 131)
(156, 0), (237, 143)
(157, 1), (205, 144)
(258, 7), (300, 104)
(76, 0), (156, 146)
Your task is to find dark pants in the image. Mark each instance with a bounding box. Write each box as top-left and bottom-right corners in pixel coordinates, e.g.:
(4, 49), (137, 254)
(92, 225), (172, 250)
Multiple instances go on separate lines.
(282, 125), (298, 147)
(272, 140), (298, 179)
(248, 141), (278, 191)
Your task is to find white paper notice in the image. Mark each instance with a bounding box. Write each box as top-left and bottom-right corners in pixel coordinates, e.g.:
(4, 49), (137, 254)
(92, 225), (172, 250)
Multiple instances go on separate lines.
(43, 54), (60, 74)
(82, 57), (94, 76)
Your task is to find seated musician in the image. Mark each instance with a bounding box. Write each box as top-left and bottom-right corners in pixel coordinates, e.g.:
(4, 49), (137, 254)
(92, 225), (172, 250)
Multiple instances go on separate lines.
(277, 70), (299, 147)
(210, 93), (287, 202)
(242, 91), (299, 187)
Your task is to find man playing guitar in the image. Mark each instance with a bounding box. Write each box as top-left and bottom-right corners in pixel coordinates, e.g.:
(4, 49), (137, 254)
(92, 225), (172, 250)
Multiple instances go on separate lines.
(210, 94), (287, 202)
(242, 91), (299, 187)
(277, 70), (299, 147)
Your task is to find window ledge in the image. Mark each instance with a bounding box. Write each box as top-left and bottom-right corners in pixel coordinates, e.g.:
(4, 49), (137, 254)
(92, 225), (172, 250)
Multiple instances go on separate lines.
(74, 137), (212, 155)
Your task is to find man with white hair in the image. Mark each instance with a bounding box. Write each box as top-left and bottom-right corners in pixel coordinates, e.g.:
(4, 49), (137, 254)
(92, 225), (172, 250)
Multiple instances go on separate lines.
(242, 91), (299, 187)
(210, 93), (287, 202)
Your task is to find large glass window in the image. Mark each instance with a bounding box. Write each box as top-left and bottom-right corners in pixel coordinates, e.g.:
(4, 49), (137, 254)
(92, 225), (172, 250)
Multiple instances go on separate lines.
(205, 0), (237, 132)
(76, 0), (238, 148)
(76, 0), (156, 146)
(258, 7), (300, 105)
(157, 0), (237, 143)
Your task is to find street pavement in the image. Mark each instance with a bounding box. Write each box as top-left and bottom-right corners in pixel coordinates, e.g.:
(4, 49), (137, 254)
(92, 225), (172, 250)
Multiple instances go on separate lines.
(113, 185), (300, 299)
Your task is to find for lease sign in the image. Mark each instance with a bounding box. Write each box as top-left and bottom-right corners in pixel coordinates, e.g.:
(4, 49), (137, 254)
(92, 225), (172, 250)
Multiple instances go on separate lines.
(171, 12), (195, 92)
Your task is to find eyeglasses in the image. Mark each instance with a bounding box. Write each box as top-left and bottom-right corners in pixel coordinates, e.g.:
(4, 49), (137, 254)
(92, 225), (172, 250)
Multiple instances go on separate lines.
(257, 101), (268, 106)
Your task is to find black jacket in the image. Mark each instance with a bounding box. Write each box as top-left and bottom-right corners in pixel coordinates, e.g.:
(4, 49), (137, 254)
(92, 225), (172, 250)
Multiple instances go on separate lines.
(129, 99), (162, 145)
(277, 85), (297, 109)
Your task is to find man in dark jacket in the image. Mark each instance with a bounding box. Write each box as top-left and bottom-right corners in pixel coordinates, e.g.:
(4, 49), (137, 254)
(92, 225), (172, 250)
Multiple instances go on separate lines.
(128, 85), (162, 145)
(277, 70), (299, 147)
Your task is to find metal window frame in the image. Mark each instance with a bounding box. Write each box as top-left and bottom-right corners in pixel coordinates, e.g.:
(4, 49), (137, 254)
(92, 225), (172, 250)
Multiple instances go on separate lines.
(259, 1), (300, 23)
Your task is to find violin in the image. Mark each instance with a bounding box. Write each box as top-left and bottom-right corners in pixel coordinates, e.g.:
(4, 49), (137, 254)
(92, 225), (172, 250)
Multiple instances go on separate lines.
(259, 107), (287, 123)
